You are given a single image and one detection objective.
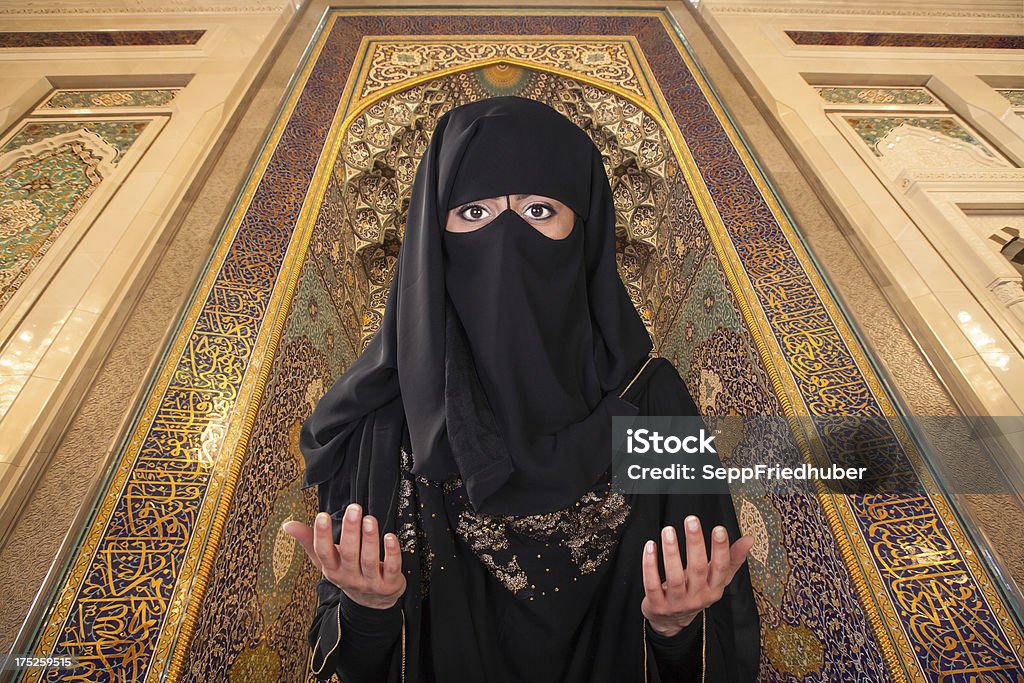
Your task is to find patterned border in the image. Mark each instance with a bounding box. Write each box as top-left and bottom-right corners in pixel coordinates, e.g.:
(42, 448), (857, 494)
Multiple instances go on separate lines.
(0, 30), (204, 48)
(39, 88), (180, 109)
(19, 9), (1024, 683)
(786, 30), (1024, 50)
(997, 89), (1024, 108)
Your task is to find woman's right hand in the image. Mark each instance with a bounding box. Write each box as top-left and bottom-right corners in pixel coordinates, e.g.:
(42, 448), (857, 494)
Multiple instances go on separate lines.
(282, 503), (406, 610)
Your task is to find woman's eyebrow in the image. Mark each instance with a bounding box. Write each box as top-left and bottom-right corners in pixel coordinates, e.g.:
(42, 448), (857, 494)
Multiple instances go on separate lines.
(456, 197), (504, 206)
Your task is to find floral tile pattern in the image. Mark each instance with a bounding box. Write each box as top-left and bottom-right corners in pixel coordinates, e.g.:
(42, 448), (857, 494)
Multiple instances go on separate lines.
(2, 121), (147, 161)
(41, 89), (180, 109)
(997, 89), (1024, 107)
(0, 120), (149, 310)
(842, 115), (997, 157)
(816, 86), (936, 105)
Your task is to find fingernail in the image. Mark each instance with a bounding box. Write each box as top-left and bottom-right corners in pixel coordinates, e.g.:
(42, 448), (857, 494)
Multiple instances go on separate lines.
(316, 513), (328, 528)
(347, 504), (359, 521)
(686, 516), (699, 532)
(664, 526), (676, 544)
(363, 517), (373, 532)
(645, 540), (656, 554)
(714, 527), (726, 542)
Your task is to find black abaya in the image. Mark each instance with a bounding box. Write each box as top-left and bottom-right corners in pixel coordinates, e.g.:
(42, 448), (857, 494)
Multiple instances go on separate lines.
(299, 97), (760, 682)
(307, 356), (760, 682)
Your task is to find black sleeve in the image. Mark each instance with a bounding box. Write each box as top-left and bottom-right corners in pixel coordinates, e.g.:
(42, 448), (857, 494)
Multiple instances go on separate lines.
(306, 407), (406, 682)
(308, 577), (403, 681)
(643, 359), (762, 681)
(642, 358), (700, 416)
(647, 611), (704, 682)
(703, 560), (761, 681)
(304, 399), (409, 680)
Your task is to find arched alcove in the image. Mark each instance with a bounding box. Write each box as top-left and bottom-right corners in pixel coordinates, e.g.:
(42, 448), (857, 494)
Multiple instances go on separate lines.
(179, 62), (884, 683)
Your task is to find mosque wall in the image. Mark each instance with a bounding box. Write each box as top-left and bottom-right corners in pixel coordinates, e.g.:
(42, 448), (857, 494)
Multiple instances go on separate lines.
(694, 0), (1024, 485)
(0, 1), (299, 545)
(2, 1), (1023, 677)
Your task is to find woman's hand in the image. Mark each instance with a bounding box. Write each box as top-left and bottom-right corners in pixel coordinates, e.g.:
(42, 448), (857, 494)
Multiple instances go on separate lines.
(641, 515), (753, 637)
(282, 503), (406, 610)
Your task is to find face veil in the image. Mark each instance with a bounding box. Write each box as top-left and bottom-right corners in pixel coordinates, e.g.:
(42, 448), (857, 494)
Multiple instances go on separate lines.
(300, 96), (653, 516)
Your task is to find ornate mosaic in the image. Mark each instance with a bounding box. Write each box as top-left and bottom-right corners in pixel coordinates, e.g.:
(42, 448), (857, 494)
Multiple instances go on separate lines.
(763, 623), (825, 678)
(0, 29), (204, 48)
(997, 89), (1024, 107)
(19, 10), (1024, 683)
(0, 120), (149, 309)
(360, 40), (646, 99)
(1, 121), (147, 160)
(842, 115), (999, 157)
(816, 86), (936, 106)
(41, 88), (180, 109)
(787, 30), (1024, 49)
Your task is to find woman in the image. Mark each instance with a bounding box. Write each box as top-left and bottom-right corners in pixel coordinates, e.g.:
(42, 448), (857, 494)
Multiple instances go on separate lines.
(283, 96), (760, 682)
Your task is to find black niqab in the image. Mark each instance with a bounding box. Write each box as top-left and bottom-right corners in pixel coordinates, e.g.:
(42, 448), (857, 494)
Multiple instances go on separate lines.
(301, 96), (653, 516)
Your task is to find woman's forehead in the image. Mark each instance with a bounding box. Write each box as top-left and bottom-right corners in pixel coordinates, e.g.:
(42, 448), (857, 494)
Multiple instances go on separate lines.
(439, 102), (594, 218)
(449, 193), (573, 207)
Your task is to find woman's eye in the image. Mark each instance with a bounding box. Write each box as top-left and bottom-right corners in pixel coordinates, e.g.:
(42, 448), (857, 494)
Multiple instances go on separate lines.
(523, 203), (554, 220)
(458, 204), (491, 221)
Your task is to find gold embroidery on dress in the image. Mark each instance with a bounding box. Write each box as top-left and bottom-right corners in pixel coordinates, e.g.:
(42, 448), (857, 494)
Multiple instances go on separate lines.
(506, 485), (631, 574)
(453, 477), (631, 593)
(454, 512), (530, 594)
(398, 447), (431, 597)
(400, 446), (632, 597)
(397, 470), (416, 550)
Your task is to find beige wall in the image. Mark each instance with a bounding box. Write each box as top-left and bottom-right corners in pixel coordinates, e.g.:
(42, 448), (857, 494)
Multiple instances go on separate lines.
(0, 1), (299, 543)
(695, 0), (1024, 485)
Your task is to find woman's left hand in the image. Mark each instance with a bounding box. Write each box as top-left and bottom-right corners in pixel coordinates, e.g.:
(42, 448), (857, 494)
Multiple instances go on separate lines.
(641, 515), (754, 637)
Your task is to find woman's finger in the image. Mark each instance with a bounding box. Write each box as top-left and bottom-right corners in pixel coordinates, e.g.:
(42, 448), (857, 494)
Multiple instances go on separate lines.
(641, 540), (666, 609)
(313, 512), (341, 573)
(707, 525), (732, 589)
(382, 533), (403, 584)
(360, 514), (381, 580)
(660, 526), (686, 595)
(683, 515), (708, 582)
(729, 535), (755, 573)
(337, 504), (363, 580)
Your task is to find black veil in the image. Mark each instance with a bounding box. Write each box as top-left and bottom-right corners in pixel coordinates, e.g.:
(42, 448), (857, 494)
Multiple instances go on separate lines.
(300, 96), (652, 516)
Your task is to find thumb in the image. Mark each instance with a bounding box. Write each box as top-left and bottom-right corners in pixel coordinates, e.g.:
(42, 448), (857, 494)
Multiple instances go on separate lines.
(282, 520), (322, 571)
